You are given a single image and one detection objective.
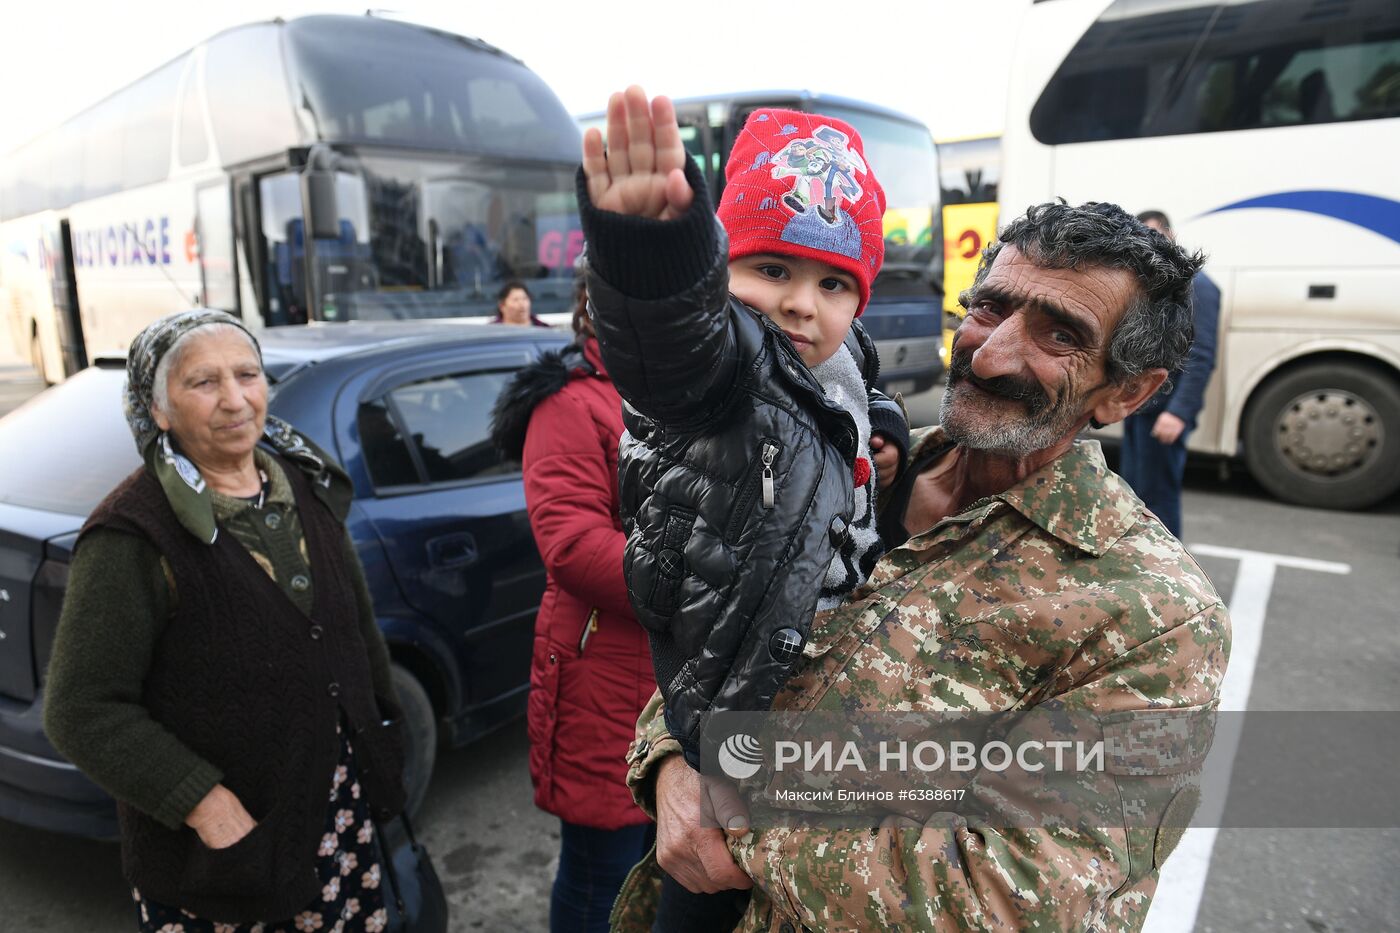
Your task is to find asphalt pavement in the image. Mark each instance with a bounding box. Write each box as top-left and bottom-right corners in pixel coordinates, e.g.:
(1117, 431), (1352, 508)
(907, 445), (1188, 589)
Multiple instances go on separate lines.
(0, 362), (1396, 931)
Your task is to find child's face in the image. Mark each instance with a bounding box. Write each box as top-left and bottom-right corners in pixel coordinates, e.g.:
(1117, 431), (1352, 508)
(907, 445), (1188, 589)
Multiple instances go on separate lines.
(730, 253), (860, 366)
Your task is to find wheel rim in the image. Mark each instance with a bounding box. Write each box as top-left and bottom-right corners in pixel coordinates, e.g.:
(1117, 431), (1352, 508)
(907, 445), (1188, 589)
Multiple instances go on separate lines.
(1273, 387), (1383, 481)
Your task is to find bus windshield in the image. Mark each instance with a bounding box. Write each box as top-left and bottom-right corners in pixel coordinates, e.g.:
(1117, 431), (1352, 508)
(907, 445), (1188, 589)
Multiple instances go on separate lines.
(259, 154), (580, 323)
(286, 16), (580, 163)
(818, 105), (941, 284)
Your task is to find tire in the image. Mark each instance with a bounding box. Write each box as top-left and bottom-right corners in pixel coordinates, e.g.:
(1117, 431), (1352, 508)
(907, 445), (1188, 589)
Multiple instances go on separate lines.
(1243, 361), (1400, 510)
(391, 663), (437, 819)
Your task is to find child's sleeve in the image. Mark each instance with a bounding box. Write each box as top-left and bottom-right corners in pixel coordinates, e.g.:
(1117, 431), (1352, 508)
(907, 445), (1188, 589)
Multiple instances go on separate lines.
(869, 387), (911, 479)
(575, 158), (740, 427)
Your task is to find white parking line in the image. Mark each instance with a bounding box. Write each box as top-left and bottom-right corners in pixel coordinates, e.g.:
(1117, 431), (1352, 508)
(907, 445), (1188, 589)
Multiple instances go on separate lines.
(1143, 545), (1350, 933)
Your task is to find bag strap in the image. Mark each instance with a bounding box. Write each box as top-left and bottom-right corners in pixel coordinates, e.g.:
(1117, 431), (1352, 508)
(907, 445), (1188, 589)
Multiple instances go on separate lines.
(376, 816), (409, 916)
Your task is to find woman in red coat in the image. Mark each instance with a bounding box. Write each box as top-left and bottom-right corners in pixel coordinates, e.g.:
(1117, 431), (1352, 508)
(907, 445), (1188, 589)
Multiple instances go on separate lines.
(491, 287), (656, 932)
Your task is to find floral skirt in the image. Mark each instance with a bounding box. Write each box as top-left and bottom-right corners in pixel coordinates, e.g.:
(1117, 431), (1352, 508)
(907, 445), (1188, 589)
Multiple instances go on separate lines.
(134, 721), (388, 933)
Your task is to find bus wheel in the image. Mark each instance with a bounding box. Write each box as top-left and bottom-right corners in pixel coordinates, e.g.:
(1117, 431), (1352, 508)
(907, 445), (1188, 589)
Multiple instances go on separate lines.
(391, 662), (438, 819)
(1244, 362), (1400, 510)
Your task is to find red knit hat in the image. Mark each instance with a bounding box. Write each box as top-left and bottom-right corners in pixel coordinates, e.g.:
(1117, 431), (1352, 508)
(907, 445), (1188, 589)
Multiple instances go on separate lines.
(717, 108), (886, 314)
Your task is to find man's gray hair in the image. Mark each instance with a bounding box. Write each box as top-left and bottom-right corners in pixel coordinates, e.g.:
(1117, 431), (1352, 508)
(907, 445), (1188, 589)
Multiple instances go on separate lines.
(970, 200), (1205, 386)
(152, 322), (261, 413)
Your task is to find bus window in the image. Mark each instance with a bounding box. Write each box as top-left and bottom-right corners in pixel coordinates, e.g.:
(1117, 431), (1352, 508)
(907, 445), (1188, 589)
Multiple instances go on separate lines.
(938, 136), (1000, 206)
(677, 124), (710, 182)
(120, 58), (182, 190)
(586, 106), (719, 188)
(79, 98), (126, 205)
(1032, 0), (1400, 144)
(178, 57), (210, 167)
(1190, 33), (1400, 132)
(259, 174), (310, 326)
(293, 154), (580, 323)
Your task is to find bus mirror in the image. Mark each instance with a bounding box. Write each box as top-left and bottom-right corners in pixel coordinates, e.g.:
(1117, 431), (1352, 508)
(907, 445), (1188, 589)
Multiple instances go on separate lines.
(303, 145), (341, 240)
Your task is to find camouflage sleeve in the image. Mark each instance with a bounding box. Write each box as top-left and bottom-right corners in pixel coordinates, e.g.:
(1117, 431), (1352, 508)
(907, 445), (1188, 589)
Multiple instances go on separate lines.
(729, 602), (1230, 931)
(624, 689), (684, 820)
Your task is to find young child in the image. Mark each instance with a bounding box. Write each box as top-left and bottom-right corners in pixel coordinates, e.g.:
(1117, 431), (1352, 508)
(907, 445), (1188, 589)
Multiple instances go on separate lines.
(578, 88), (907, 766)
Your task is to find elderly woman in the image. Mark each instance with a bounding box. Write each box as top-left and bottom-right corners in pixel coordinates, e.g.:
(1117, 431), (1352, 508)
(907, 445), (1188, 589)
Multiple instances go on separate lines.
(43, 310), (406, 932)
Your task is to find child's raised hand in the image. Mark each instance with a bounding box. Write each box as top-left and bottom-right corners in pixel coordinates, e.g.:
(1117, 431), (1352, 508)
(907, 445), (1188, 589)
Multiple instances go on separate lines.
(871, 434), (900, 491)
(582, 86), (693, 221)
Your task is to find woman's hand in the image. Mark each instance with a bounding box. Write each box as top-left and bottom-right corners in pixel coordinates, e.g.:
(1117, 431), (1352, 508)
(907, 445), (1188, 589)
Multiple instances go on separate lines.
(582, 85), (693, 221)
(185, 783), (256, 849)
(872, 433), (900, 490)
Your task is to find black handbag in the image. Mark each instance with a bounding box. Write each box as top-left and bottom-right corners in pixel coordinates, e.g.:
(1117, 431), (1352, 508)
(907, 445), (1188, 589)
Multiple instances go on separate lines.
(377, 813), (448, 933)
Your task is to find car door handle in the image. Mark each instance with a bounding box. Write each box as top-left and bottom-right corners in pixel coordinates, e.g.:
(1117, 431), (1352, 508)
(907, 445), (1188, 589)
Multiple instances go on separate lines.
(427, 532), (478, 568)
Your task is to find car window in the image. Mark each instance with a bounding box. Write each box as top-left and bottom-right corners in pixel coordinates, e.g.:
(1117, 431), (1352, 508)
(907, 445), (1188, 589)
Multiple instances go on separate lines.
(357, 397), (420, 488)
(385, 370), (516, 485)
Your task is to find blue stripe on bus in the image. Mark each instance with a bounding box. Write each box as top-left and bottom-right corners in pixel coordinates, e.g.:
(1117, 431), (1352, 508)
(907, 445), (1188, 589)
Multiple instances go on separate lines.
(1204, 190), (1400, 246)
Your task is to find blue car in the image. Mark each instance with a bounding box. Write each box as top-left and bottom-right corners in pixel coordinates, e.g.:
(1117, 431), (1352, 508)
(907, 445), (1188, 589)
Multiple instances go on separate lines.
(0, 322), (568, 836)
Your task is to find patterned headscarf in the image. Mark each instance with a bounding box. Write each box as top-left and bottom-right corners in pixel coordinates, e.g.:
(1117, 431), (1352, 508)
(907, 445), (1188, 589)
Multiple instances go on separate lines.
(123, 310), (351, 544)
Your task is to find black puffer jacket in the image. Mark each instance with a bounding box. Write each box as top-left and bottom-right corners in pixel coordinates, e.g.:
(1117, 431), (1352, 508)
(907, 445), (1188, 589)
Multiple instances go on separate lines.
(578, 162), (908, 770)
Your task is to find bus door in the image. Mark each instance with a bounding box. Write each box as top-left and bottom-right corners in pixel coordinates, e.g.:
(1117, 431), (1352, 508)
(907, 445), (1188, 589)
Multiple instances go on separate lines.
(252, 168), (373, 325)
(194, 181), (239, 313)
(671, 103), (724, 196)
(48, 220), (86, 377)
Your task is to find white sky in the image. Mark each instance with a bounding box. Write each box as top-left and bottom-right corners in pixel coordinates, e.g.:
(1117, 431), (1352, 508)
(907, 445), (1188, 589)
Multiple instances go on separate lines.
(0, 0), (1027, 156)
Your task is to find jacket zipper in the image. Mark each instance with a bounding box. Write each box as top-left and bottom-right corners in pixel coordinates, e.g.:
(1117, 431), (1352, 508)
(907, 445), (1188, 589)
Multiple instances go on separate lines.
(578, 607), (599, 654)
(726, 440), (781, 542)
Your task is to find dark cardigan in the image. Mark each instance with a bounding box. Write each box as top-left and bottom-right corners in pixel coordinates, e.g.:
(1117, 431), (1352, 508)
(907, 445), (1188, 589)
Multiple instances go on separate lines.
(74, 458), (405, 923)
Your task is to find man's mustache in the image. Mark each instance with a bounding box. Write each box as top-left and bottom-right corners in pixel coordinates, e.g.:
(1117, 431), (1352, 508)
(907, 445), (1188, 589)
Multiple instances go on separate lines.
(946, 352), (1051, 413)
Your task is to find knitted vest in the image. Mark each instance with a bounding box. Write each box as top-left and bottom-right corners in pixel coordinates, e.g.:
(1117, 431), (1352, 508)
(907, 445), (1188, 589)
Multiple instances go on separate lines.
(81, 456), (405, 923)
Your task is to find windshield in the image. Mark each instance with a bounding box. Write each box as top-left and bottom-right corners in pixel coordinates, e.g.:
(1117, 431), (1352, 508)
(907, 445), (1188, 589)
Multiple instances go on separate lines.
(938, 137), (1001, 205)
(259, 154), (581, 322)
(819, 105), (942, 285)
(286, 16), (581, 163)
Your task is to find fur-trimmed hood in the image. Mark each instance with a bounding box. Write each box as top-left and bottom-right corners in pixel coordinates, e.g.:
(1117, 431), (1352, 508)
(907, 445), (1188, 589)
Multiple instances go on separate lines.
(490, 343), (597, 461)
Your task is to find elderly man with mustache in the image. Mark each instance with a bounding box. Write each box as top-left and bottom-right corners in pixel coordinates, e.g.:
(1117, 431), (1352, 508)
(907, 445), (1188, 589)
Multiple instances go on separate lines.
(610, 201), (1232, 933)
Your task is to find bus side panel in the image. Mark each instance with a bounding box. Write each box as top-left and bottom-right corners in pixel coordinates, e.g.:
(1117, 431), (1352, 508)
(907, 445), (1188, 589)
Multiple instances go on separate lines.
(66, 180), (208, 359)
(1013, 117), (1400, 456)
(942, 202), (999, 312)
(1217, 332), (1400, 452)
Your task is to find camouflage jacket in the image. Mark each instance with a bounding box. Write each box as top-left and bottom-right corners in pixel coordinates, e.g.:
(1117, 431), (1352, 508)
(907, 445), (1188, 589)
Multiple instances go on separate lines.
(612, 428), (1231, 932)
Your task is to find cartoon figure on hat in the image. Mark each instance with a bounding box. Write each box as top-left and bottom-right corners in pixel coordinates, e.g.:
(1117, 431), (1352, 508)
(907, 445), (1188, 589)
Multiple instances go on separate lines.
(770, 125), (867, 225)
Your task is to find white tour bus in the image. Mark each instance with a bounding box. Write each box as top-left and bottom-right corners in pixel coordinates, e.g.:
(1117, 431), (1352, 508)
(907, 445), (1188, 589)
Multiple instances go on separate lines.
(0, 14), (583, 384)
(1000, 0), (1400, 509)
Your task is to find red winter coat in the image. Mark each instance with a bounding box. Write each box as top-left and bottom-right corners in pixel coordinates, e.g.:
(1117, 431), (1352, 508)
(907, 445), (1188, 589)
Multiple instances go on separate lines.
(501, 338), (655, 829)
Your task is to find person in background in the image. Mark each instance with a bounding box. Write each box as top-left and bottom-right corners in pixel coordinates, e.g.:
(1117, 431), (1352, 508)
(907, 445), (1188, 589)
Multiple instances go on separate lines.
(492, 280), (552, 327)
(490, 276), (656, 933)
(1119, 209), (1220, 538)
(43, 309), (405, 932)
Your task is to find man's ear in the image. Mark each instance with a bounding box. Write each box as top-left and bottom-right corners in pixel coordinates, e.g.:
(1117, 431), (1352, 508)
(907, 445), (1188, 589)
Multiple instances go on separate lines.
(1091, 368), (1168, 426)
